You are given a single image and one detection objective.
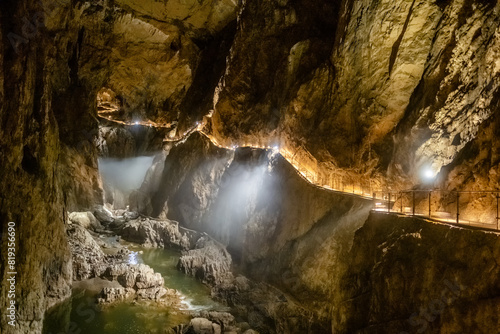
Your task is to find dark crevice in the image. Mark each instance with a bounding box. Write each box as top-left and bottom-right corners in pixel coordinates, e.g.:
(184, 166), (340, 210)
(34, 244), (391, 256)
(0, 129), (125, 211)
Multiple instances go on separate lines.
(22, 145), (40, 175)
(389, 0), (416, 75)
(68, 27), (84, 85)
(176, 19), (238, 132)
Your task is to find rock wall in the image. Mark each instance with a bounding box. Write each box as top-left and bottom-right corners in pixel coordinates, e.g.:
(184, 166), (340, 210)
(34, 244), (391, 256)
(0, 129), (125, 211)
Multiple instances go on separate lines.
(2, 0), (500, 333)
(0, 1), (238, 329)
(141, 134), (500, 333)
(0, 1), (112, 332)
(0, 1), (74, 332)
(334, 212), (500, 333)
(139, 133), (375, 264)
(96, 121), (167, 158)
(135, 133), (373, 330)
(211, 0), (500, 190)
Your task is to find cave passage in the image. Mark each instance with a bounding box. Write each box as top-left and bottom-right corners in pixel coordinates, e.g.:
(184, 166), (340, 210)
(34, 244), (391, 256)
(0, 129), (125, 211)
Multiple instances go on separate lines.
(98, 155), (155, 209)
(2, 0), (500, 333)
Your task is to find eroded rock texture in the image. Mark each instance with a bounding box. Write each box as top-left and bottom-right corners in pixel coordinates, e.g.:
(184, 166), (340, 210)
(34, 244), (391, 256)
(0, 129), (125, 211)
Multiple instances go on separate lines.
(2, 0), (500, 333)
(334, 213), (500, 333)
(67, 220), (171, 304)
(0, 0), (107, 332)
(212, 0), (500, 190)
(177, 236), (233, 286)
(120, 216), (202, 250)
(0, 0), (235, 330)
(96, 121), (167, 158)
(141, 133), (500, 333)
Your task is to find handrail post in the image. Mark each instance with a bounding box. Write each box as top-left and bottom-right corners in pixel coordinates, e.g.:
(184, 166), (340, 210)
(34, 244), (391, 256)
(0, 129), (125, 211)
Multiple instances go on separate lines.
(428, 191), (431, 217)
(496, 192), (499, 230)
(400, 191), (403, 213)
(456, 192), (460, 224)
(412, 191), (415, 216)
(388, 192), (391, 213)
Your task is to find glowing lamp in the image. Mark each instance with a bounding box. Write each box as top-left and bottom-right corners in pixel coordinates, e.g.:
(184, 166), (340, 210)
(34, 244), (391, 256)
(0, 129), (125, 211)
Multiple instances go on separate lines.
(423, 167), (435, 180)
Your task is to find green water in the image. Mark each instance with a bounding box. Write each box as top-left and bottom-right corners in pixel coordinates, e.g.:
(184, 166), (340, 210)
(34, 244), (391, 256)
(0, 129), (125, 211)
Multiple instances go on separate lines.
(43, 244), (225, 334)
(43, 288), (185, 334)
(129, 245), (224, 311)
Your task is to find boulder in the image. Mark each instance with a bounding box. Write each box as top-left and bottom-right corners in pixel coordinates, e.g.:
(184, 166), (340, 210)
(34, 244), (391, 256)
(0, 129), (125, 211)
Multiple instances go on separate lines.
(68, 211), (102, 231)
(189, 318), (214, 334)
(94, 205), (115, 224)
(120, 217), (198, 249)
(177, 237), (233, 285)
(212, 323), (221, 334)
(124, 211), (140, 220)
(199, 311), (235, 329)
(136, 286), (168, 300)
(98, 287), (135, 303)
(135, 267), (164, 289)
(109, 216), (127, 230)
(117, 271), (136, 288)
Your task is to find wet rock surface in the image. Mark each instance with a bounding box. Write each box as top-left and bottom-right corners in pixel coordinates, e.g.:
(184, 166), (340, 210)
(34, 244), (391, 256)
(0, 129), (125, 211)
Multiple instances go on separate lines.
(120, 217), (203, 250)
(67, 224), (108, 280)
(68, 210), (256, 333)
(98, 263), (173, 304)
(135, 133), (500, 333)
(333, 212), (500, 333)
(68, 211), (103, 231)
(93, 205), (116, 225)
(2, 0), (500, 333)
(178, 236), (233, 286)
(66, 217), (178, 307)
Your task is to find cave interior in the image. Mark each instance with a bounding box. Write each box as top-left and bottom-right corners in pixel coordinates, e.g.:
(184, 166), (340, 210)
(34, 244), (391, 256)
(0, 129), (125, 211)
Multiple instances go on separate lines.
(1, 0), (500, 333)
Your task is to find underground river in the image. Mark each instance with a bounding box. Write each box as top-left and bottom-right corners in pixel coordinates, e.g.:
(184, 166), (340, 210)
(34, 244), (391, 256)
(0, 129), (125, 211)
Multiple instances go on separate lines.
(42, 239), (227, 334)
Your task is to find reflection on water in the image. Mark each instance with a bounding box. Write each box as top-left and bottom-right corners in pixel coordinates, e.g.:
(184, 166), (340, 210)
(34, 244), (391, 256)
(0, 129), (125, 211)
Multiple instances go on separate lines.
(43, 244), (225, 334)
(43, 288), (186, 334)
(131, 246), (226, 311)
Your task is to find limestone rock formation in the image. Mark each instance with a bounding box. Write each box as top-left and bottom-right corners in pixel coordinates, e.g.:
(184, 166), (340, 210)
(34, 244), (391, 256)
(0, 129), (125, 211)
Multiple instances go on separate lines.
(211, 0), (500, 192)
(68, 211), (102, 231)
(96, 121), (167, 158)
(2, 0), (500, 333)
(67, 223), (108, 280)
(98, 287), (136, 303)
(332, 212), (500, 333)
(67, 218), (173, 306)
(98, 263), (169, 304)
(183, 311), (243, 334)
(138, 132), (500, 332)
(129, 150), (168, 214)
(186, 317), (216, 334)
(178, 236), (233, 286)
(120, 217), (203, 250)
(93, 205), (116, 225)
(212, 275), (329, 334)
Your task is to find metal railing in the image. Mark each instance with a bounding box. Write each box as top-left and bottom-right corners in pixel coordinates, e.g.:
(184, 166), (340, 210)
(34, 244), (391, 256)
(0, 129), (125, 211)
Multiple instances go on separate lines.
(372, 190), (500, 231)
(164, 126), (500, 233)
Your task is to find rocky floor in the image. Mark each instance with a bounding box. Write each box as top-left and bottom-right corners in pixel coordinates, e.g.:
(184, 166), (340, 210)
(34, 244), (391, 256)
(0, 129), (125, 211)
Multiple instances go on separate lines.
(66, 206), (261, 334)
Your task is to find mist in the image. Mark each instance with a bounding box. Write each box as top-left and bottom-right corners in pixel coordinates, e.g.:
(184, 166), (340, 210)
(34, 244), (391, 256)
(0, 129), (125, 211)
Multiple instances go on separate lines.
(98, 156), (156, 208)
(171, 149), (281, 257)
